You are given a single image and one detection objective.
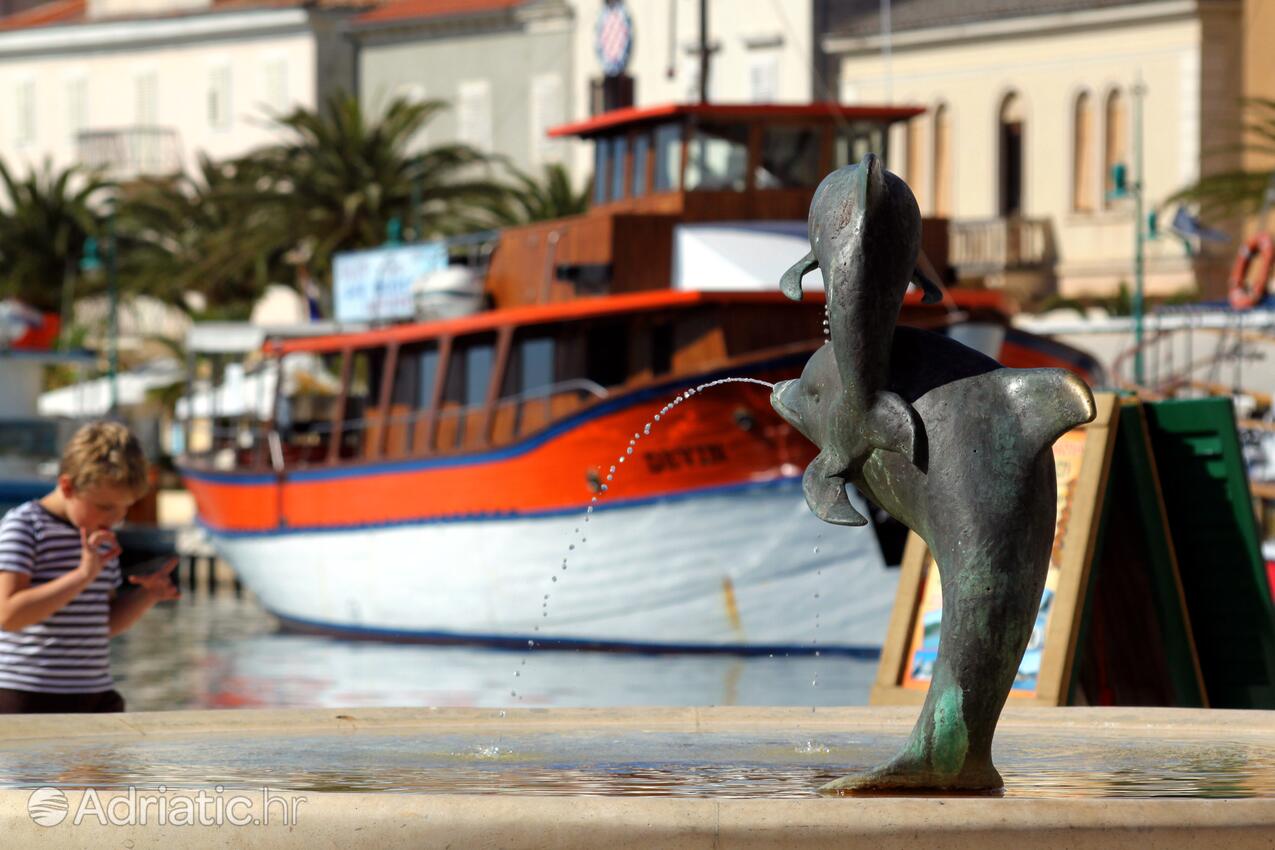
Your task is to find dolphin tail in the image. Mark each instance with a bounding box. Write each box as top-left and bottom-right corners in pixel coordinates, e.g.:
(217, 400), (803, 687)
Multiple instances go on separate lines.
(780, 250), (818, 301)
(1001, 369), (1097, 455)
(802, 452), (868, 526)
(865, 390), (928, 473)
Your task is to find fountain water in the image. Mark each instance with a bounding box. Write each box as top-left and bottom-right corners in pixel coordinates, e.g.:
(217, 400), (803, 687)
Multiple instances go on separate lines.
(511, 377), (776, 703)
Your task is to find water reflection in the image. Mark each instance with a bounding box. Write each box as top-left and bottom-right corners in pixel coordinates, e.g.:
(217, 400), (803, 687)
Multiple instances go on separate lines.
(109, 595), (877, 710)
(1, 729), (1271, 799)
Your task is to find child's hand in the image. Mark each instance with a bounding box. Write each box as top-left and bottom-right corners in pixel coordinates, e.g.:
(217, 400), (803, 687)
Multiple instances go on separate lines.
(77, 529), (120, 583)
(129, 557), (181, 602)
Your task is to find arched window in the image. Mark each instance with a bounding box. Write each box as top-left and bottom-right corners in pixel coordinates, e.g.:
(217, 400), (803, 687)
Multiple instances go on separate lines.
(932, 103), (951, 217)
(906, 116), (926, 213)
(998, 92), (1025, 216)
(1104, 88), (1128, 208)
(1073, 91), (1095, 212)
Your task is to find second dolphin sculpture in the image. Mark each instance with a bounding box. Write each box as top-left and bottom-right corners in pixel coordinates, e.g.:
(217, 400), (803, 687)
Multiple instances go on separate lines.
(779, 154), (943, 527)
(772, 156), (1096, 792)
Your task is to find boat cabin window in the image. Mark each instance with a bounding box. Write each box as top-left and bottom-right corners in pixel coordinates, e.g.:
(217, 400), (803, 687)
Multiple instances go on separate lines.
(609, 135), (628, 201)
(385, 341), (440, 455)
(685, 121), (749, 191)
(651, 321), (673, 376)
(341, 347), (385, 458)
(585, 321), (629, 388)
(631, 132), (649, 197)
(491, 331), (558, 441)
(757, 125), (821, 188)
(435, 333), (496, 450)
(514, 335), (555, 396)
(653, 122), (682, 191)
(273, 352), (339, 464)
(836, 122), (888, 167)
(593, 139), (611, 205)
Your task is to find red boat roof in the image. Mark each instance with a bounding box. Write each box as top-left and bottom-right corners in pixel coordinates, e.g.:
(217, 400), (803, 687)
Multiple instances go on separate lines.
(272, 288), (1007, 355)
(547, 103), (926, 139)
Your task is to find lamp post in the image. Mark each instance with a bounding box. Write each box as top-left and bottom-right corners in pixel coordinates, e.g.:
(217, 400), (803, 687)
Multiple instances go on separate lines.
(1109, 76), (1148, 387)
(80, 212), (118, 414)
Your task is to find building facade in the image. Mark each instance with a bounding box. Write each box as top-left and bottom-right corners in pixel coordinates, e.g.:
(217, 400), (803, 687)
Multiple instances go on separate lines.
(0, 0), (361, 181)
(354, 1), (835, 188)
(825, 0), (1247, 301)
(352, 0), (575, 175)
(564, 0), (833, 182)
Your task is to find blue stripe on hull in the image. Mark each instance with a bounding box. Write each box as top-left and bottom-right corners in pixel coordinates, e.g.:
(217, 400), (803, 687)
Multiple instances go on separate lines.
(269, 609), (882, 659)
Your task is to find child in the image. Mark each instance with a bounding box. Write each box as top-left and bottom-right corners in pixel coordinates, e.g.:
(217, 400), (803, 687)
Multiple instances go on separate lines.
(0, 420), (179, 713)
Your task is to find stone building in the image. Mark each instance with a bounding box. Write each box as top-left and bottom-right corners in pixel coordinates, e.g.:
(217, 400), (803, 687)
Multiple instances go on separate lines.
(824, 0), (1253, 302)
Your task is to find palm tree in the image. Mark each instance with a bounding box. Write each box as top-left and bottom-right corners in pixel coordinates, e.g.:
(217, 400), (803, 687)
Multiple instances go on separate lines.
(475, 162), (592, 228)
(116, 155), (281, 318)
(0, 158), (110, 313)
(243, 92), (509, 288)
(1167, 98), (1275, 220)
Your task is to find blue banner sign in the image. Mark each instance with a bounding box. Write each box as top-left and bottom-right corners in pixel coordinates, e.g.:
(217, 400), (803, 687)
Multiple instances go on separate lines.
(333, 242), (448, 323)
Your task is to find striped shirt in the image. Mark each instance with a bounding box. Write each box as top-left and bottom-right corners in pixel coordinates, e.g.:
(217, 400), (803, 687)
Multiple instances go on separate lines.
(0, 501), (120, 694)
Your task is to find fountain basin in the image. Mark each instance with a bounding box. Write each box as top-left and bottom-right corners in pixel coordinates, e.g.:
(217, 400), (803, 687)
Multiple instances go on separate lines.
(0, 706), (1271, 848)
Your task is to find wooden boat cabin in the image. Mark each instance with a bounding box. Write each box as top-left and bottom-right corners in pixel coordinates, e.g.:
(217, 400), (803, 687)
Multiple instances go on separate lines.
(486, 102), (942, 308)
(248, 290), (818, 468)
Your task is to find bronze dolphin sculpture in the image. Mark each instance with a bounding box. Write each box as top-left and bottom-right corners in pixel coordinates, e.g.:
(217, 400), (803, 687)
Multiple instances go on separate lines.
(779, 154), (944, 527)
(771, 162), (1096, 792)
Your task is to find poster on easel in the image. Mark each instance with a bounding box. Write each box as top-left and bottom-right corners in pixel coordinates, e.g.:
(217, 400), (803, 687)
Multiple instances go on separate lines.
(898, 426), (1090, 698)
(871, 393), (1120, 706)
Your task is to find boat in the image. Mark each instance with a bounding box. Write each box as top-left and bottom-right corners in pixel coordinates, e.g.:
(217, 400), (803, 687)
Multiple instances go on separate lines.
(0, 302), (92, 514)
(178, 103), (1102, 654)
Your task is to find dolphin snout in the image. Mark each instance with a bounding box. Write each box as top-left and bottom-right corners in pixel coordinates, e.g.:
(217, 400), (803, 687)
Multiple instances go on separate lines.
(770, 379), (800, 423)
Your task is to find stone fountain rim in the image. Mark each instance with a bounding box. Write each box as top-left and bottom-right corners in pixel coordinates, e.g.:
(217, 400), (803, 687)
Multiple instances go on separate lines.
(0, 706), (1271, 849)
(0, 704), (1268, 743)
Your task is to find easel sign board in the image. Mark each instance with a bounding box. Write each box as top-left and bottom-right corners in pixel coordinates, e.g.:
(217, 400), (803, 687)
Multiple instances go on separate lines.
(871, 393), (1120, 707)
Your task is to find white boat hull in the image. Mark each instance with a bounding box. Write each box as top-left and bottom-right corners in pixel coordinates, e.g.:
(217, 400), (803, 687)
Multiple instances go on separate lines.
(209, 480), (897, 654)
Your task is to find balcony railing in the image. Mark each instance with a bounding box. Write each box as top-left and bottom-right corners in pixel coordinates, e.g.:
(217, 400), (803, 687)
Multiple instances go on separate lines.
(77, 127), (183, 180)
(950, 217), (1055, 277)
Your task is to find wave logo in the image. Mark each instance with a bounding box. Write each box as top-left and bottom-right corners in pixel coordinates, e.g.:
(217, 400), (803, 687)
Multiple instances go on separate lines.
(27, 787), (69, 827)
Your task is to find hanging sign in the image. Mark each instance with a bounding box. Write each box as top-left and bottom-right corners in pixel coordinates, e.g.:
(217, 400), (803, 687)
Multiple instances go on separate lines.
(332, 242), (448, 323)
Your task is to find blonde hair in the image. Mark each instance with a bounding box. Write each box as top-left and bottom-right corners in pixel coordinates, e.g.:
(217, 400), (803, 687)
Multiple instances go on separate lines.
(60, 421), (149, 498)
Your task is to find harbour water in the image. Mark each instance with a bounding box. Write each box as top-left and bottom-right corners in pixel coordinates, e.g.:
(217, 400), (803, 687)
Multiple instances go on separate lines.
(107, 595), (879, 711)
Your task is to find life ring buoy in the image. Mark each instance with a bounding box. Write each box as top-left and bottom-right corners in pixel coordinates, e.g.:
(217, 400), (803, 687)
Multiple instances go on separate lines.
(1229, 232), (1274, 310)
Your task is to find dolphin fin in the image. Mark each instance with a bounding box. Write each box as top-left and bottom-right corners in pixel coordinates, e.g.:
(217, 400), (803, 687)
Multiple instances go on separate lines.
(999, 369), (1097, 456)
(802, 453), (868, 526)
(865, 391), (928, 472)
(912, 268), (944, 304)
(780, 250), (818, 301)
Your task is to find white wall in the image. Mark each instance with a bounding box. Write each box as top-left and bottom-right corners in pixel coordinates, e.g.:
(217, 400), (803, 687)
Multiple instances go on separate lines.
(0, 358), (46, 419)
(358, 11), (575, 176)
(0, 10), (320, 180)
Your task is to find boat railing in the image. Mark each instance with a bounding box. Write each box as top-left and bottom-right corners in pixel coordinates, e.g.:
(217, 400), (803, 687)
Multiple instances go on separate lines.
(189, 378), (611, 472)
(1109, 307), (1275, 398)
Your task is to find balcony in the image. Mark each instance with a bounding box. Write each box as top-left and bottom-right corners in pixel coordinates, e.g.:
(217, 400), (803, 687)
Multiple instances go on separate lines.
(949, 216), (1057, 303)
(77, 127), (184, 180)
